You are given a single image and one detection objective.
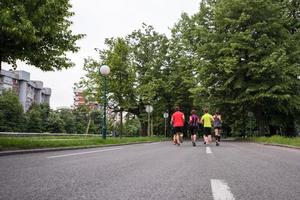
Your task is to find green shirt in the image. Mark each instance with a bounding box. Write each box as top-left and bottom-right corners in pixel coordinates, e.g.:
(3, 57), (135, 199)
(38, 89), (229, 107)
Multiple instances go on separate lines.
(201, 113), (213, 128)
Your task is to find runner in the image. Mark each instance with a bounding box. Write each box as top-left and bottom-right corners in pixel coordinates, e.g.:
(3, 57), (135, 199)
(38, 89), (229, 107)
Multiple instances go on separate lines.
(171, 106), (185, 146)
(189, 110), (199, 147)
(200, 108), (213, 145)
(213, 112), (222, 146)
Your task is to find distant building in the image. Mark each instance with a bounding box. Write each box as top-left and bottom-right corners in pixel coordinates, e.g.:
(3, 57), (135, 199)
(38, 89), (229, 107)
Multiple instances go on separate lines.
(73, 88), (99, 110)
(0, 69), (51, 111)
(73, 88), (86, 107)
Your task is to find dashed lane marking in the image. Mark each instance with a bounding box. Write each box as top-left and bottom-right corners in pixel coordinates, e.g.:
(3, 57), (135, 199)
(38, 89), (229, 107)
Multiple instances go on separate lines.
(206, 146), (212, 154)
(211, 179), (235, 200)
(47, 148), (123, 159)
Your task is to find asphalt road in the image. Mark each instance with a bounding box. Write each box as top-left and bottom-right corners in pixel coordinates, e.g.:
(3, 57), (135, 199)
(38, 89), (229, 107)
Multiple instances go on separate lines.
(0, 141), (300, 200)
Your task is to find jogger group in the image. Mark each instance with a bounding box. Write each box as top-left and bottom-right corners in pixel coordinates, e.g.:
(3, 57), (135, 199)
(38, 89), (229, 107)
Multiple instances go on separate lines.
(171, 106), (222, 146)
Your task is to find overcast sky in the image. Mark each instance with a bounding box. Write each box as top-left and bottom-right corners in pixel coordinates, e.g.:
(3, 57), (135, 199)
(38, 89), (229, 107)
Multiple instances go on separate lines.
(3, 0), (200, 109)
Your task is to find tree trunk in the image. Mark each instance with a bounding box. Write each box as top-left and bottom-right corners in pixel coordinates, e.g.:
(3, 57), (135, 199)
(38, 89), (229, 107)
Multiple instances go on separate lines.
(285, 115), (296, 136)
(255, 108), (266, 136)
(140, 121), (148, 136)
(120, 110), (123, 138)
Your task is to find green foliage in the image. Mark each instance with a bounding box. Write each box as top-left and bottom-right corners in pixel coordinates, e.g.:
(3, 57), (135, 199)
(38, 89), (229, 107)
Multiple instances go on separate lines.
(0, 0), (84, 70)
(77, 0), (300, 136)
(182, 0), (300, 135)
(0, 91), (24, 132)
(117, 117), (140, 136)
(46, 112), (65, 133)
(57, 108), (76, 134)
(79, 24), (172, 136)
(73, 105), (89, 134)
(25, 104), (43, 133)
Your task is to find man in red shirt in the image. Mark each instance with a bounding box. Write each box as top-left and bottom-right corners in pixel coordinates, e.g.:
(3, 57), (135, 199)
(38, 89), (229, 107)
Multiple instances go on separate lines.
(171, 106), (185, 146)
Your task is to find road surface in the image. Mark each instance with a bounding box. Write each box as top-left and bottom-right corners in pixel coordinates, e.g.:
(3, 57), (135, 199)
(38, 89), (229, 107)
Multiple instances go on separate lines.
(0, 141), (300, 200)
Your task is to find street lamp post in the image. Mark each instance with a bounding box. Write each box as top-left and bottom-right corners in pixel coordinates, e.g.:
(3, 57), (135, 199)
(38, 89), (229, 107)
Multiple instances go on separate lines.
(100, 65), (110, 139)
(145, 105), (153, 136)
(247, 112), (253, 137)
(163, 112), (169, 138)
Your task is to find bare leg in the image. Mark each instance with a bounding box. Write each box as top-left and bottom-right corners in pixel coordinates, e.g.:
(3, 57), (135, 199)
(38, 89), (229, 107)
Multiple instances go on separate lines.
(191, 134), (196, 142)
(176, 133), (180, 146)
(207, 135), (212, 144)
(173, 134), (177, 144)
(203, 135), (208, 144)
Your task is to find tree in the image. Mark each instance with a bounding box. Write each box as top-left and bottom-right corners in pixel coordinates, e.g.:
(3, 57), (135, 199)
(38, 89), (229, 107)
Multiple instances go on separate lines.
(0, 91), (24, 132)
(46, 112), (65, 133)
(25, 104), (43, 133)
(39, 103), (51, 132)
(127, 24), (170, 135)
(169, 13), (200, 116)
(73, 105), (89, 134)
(0, 0), (84, 70)
(79, 24), (170, 136)
(189, 0), (300, 135)
(57, 108), (76, 134)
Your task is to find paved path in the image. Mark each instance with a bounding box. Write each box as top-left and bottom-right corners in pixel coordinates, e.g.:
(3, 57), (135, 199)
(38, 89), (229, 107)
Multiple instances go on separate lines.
(0, 142), (300, 200)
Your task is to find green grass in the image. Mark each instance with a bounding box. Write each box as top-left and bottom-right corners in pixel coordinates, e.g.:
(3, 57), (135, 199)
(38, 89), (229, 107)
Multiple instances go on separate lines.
(249, 135), (300, 147)
(0, 136), (166, 151)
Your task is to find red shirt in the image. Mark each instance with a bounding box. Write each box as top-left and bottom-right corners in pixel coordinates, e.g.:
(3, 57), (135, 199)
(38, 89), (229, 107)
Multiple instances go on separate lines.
(172, 111), (184, 127)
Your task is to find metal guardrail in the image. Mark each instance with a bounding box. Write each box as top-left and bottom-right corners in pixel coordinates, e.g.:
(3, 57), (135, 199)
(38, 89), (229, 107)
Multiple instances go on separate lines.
(0, 132), (100, 137)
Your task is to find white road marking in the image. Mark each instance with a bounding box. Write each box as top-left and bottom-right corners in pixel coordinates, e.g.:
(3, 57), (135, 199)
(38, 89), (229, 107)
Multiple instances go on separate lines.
(47, 148), (123, 159)
(206, 146), (212, 154)
(211, 179), (235, 200)
(143, 142), (161, 145)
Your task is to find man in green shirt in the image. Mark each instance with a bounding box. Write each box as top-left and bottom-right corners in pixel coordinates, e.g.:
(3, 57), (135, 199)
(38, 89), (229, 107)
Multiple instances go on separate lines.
(201, 108), (213, 145)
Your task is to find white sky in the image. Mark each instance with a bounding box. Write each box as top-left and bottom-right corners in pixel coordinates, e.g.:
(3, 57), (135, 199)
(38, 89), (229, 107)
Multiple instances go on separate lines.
(3, 0), (200, 109)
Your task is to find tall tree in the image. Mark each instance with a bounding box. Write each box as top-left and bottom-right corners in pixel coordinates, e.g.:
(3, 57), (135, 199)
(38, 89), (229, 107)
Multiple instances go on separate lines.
(46, 112), (65, 133)
(190, 0), (300, 135)
(99, 37), (135, 136)
(127, 24), (170, 135)
(79, 24), (170, 136)
(0, 0), (84, 70)
(25, 104), (43, 133)
(58, 108), (76, 134)
(169, 13), (200, 116)
(0, 91), (24, 132)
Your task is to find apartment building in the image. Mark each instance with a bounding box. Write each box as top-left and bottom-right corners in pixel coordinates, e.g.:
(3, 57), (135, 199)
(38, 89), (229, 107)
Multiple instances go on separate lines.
(0, 69), (51, 111)
(73, 88), (86, 107)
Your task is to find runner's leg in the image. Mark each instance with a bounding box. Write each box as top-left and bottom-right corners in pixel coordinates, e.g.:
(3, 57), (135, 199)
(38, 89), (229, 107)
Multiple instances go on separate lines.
(208, 134), (212, 144)
(176, 133), (180, 146)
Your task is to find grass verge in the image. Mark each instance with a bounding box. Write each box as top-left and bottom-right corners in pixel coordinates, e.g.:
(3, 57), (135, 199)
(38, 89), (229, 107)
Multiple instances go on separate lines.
(0, 136), (166, 151)
(248, 135), (300, 148)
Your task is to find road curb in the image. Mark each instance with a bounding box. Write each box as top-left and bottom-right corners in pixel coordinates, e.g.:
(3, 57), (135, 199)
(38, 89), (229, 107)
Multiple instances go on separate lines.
(259, 142), (300, 150)
(0, 141), (163, 156)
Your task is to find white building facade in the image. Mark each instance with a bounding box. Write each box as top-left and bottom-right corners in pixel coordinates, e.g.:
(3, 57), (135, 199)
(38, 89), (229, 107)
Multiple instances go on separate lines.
(0, 69), (51, 111)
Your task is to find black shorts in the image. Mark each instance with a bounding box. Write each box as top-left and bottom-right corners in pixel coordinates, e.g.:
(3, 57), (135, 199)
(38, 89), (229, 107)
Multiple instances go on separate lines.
(203, 127), (212, 136)
(190, 126), (198, 135)
(174, 126), (183, 134)
(214, 126), (222, 130)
